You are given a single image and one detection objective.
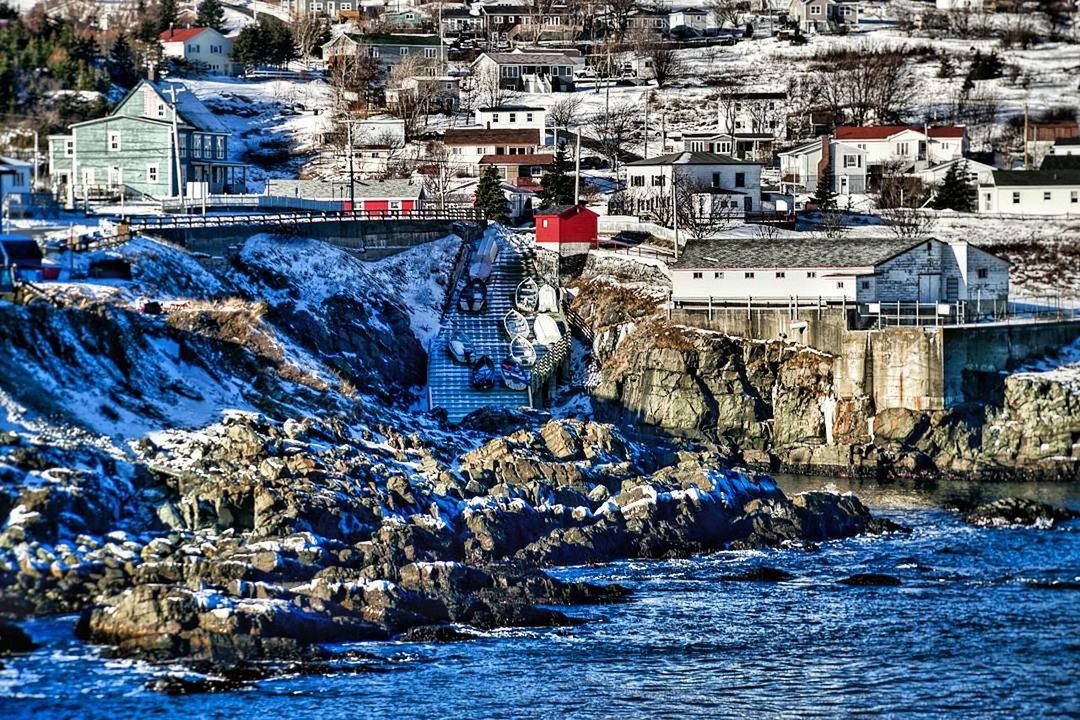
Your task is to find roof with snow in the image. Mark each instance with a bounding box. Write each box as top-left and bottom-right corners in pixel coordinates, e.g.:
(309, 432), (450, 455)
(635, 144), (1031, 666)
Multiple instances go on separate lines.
(265, 178), (426, 199)
(626, 152), (759, 166)
(158, 81), (229, 134)
(672, 236), (933, 271)
(476, 51), (581, 66)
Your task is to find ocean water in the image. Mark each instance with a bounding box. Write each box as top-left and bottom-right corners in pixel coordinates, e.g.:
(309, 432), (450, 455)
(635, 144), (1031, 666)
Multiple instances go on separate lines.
(3, 478), (1079, 720)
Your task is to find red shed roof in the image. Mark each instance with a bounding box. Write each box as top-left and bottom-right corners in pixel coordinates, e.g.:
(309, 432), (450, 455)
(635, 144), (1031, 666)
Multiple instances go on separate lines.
(535, 204), (598, 219)
(160, 28), (210, 42)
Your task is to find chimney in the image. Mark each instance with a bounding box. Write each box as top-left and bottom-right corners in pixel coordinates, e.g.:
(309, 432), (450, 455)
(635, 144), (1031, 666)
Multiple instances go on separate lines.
(816, 134), (830, 179)
(147, 63), (157, 82)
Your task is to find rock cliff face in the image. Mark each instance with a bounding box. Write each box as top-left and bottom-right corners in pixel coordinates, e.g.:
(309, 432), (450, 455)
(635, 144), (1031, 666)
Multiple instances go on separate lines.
(585, 318), (1078, 480)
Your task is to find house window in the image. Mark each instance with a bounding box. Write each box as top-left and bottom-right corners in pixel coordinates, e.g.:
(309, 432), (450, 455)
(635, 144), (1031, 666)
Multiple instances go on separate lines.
(64, 140), (73, 156)
(631, 176), (645, 187)
(734, 172), (745, 188)
(425, 48), (436, 59)
(775, 271), (785, 278)
(843, 154), (859, 168)
(810, 4), (821, 14)
(651, 175), (665, 187)
(806, 271), (816, 278)
(1072, 191), (1079, 203)
(860, 280), (870, 289)
(157, 103), (166, 118)
(744, 272), (755, 279)
(1012, 192), (1020, 204)
(837, 281), (845, 289)
(897, 142), (909, 156)
(542, 219), (549, 228)
(109, 131), (120, 152)
(946, 277), (959, 300)
(147, 164), (159, 182)
(1043, 191), (1052, 201)
(692, 271), (703, 279)
(369, 47), (380, 57)
(714, 272), (724, 279)
(400, 47), (409, 55)
(526, 113), (534, 122)
(492, 113), (500, 123)
(509, 113), (517, 123)
(976, 268), (989, 279)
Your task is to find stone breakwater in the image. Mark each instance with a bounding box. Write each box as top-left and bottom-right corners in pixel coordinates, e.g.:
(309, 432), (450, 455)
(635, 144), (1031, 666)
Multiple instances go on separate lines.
(0, 413), (899, 670)
(586, 320), (1080, 481)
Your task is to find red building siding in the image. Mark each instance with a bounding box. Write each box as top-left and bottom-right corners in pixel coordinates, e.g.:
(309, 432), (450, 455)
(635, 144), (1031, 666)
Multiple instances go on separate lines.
(536, 205), (599, 247)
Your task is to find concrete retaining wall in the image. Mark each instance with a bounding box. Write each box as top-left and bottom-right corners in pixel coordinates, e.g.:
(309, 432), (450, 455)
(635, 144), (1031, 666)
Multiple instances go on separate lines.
(146, 218), (459, 259)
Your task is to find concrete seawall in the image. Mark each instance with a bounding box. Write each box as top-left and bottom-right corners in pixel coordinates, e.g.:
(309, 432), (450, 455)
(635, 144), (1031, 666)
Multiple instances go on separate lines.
(669, 307), (1080, 412)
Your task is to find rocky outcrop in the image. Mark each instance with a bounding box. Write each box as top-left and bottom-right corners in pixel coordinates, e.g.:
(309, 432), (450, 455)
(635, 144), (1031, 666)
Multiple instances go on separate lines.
(964, 497), (1079, 528)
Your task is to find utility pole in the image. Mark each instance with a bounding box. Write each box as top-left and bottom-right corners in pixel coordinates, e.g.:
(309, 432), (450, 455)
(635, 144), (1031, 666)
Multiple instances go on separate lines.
(1023, 102), (1030, 171)
(169, 85), (186, 212)
(671, 166), (679, 261)
(347, 120), (356, 213)
(643, 92), (649, 159)
(574, 128), (581, 204)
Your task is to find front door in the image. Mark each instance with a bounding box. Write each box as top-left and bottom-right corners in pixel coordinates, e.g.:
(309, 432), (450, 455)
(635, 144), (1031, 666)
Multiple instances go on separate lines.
(918, 274), (941, 304)
(839, 175), (849, 194)
(108, 166), (122, 189)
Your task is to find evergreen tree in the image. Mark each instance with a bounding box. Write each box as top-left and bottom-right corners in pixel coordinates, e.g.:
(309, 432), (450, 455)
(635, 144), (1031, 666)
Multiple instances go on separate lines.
(109, 32), (139, 89)
(813, 161), (837, 210)
(231, 24), (264, 71)
(158, 0), (178, 32)
(537, 146), (575, 207)
(475, 165), (508, 221)
(195, 0), (227, 32)
(931, 161), (976, 212)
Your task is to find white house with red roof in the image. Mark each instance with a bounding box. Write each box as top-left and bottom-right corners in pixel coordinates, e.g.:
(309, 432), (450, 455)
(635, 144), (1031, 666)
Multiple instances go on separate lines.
(160, 27), (241, 76)
(833, 125), (967, 167)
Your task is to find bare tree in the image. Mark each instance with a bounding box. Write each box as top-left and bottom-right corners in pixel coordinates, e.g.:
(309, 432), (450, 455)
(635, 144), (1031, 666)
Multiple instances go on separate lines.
(387, 55), (438, 138)
(548, 94), (585, 131)
(590, 101), (638, 173)
(704, 0), (742, 30)
(877, 173), (936, 240)
(424, 141), (461, 210)
(638, 41), (684, 89)
(465, 64), (520, 111)
(327, 54), (381, 111)
(606, 0), (638, 41)
(291, 11), (329, 65)
(812, 45), (918, 125)
(672, 171), (740, 242)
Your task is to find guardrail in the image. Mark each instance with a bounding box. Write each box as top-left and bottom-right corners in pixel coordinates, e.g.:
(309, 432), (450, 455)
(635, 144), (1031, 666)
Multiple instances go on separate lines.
(133, 207), (482, 231)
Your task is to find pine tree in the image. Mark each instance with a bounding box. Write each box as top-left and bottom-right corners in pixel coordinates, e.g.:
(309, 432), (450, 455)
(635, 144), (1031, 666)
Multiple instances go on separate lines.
(475, 165), (508, 221)
(109, 32), (139, 89)
(813, 161), (837, 210)
(158, 0), (178, 32)
(195, 0), (227, 32)
(537, 146), (575, 207)
(931, 161), (976, 212)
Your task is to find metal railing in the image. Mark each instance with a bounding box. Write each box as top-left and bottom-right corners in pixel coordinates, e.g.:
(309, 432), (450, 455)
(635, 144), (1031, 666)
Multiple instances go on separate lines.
(133, 206), (481, 231)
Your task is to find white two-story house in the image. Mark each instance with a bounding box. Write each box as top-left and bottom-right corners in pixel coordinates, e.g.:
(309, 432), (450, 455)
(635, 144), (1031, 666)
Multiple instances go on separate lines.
(442, 127), (546, 176)
(476, 105), (546, 132)
(160, 27), (241, 76)
(779, 136), (868, 194)
(623, 151), (763, 220)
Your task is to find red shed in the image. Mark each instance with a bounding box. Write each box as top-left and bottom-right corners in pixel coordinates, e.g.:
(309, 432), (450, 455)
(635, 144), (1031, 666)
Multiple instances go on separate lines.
(535, 204), (598, 256)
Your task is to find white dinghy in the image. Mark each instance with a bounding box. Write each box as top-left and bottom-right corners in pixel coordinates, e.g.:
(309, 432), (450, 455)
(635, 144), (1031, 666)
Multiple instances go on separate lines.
(532, 313), (562, 346)
(503, 308), (530, 339)
(515, 277), (540, 314)
(508, 335), (537, 367)
(537, 283), (559, 313)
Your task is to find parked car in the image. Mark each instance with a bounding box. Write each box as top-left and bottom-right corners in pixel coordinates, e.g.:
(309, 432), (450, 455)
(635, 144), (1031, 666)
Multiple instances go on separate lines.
(578, 156), (608, 170)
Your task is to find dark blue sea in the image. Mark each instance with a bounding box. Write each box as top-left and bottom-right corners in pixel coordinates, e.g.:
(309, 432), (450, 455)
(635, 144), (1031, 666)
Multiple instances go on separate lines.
(3, 478), (1079, 719)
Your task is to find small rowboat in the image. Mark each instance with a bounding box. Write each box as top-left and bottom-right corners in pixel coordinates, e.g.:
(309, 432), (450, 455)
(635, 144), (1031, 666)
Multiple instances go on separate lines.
(532, 313), (562, 346)
(515, 277), (540, 314)
(447, 331), (475, 364)
(468, 258), (493, 281)
(470, 355), (496, 390)
(509, 335), (537, 367)
(500, 357), (531, 391)
(537, 283), (559, 313)
(458, 278), (488, 314)
(503, 308), (530, 339)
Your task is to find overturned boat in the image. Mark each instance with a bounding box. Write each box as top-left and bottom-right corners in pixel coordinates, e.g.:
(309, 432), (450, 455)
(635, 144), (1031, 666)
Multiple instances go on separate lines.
(537, 283), (559, 313)
(532, 313), (562, 346)
(515, 277), (540, 314)
(470, 355), (496, 390)
(447, 331), (476, 364)
(468, 235), (499, 280)
(500, 357), (531, 391)
(508, 335), (537, 367)
(503, 308), (530, 339)
(458, 278), (488, 314)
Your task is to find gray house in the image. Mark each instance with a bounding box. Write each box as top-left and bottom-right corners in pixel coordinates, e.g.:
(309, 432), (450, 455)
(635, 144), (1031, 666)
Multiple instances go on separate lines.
(321, 33), (445, 76)
(48, 79), (247, 202)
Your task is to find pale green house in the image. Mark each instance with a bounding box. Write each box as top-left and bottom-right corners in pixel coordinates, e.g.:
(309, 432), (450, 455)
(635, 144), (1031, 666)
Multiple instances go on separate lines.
(48, 79), (248, 203)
